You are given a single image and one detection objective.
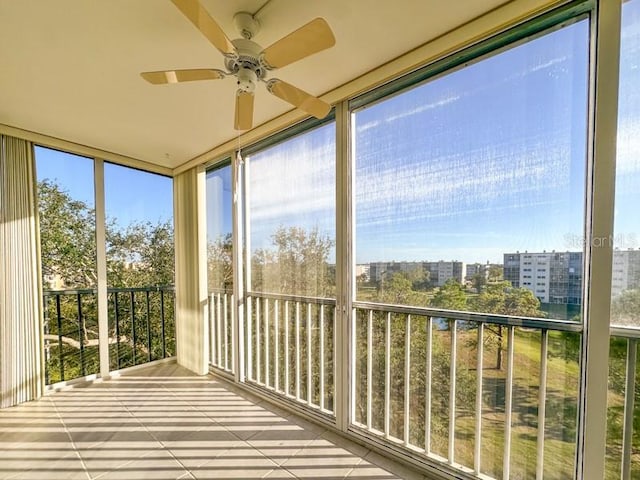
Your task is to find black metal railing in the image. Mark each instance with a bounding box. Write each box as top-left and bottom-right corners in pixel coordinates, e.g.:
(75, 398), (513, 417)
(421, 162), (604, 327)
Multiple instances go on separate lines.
(43, 286), (175, 385)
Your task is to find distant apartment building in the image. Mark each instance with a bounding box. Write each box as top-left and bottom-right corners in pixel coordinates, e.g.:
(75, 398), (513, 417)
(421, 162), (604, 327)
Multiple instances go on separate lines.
(368, 260), (464, 287)
(611, 249), (640, 297)
(355, 264), (370, 281)
(425, 260), (464, 286)
(504, 251), (583, 304)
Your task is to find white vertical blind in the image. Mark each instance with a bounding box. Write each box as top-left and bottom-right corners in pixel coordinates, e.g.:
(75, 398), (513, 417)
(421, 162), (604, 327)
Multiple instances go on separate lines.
(0, 134), (43, 408)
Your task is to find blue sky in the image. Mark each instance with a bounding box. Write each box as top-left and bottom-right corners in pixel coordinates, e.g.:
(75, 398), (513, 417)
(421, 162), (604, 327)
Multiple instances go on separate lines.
(35, 147), (173, 229)
(39, 2), (640, 268)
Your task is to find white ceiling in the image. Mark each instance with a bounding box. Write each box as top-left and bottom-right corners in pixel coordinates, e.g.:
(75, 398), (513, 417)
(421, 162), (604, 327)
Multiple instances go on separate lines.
(0, 0), (509, 170)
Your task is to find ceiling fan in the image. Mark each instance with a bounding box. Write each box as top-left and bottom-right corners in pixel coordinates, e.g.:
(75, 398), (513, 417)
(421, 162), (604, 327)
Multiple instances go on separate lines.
(141, 0), (336, 130)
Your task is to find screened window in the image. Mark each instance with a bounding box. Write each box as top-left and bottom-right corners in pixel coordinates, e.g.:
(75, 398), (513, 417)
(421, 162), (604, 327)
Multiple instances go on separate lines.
(36, 146), (98, 384)
(206, 163), (233, 293)
(104, 163), (175, 369)
(247, 122), (336, 297)
(353, 21), (589, 323)
(351, 20), (589, 478)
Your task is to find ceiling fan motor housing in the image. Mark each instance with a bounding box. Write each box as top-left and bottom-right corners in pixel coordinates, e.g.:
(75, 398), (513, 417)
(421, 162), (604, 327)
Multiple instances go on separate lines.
(236, 67), (258, 93)
(226, 38), (266, 88)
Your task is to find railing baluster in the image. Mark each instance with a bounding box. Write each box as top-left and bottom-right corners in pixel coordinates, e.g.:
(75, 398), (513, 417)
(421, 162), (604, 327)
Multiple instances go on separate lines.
(296, 301), (301, 400)
(114, 292), (121, 369)
(425, 316), (432, 454)
(160, 290), (166, 359)
(246, 295), (253, 380)
(131, 291), (137, 365)
(307, 303), (312, 405)
(367, 309), (373, 430)
(474, 322), (484, 475)
(404, 314), (411, 446)
(384, 311), (391, 438)
(231, 292), (235, 373)
(622, 338), (637, 480)
(256, 296), (262, 384)
(209, 293), (215, 366)
(56, 294), (64, 381)
(449, 319), (457, 463)
(265, 298), (270, 387)
(146, 290), (151, 362)
(503, 326), (515, 479)
(285, 300), (290, 395)
(274, 299), (280, 392)
(536, 329), (548, 480)
(217, 292), (222, 367)
(77, 293), (85, 376)
(224, 291), (229, 370)
(319, 304), (325, 411)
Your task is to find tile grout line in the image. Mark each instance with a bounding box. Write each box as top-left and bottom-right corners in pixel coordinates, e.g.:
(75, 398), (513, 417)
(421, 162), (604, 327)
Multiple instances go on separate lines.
(49, 395), (93, 480)
(98, 380), (197, 480)
(155, 375), (287, 477)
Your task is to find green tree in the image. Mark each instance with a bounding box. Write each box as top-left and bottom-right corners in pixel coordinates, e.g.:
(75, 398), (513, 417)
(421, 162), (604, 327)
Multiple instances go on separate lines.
(430, 279), (467, 311)
(471, 272), (486, 293)
(208, 232), (233, 291)
(471, 281), (544, 369)
(611, 289), (640, 326)
(38, 180), (175, 382)
(251, 226), (334, 296)
(38, 179), (97, 288)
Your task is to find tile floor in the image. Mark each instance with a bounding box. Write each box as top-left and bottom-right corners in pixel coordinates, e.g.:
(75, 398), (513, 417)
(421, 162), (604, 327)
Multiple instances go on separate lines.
(0, 362), (428, 480)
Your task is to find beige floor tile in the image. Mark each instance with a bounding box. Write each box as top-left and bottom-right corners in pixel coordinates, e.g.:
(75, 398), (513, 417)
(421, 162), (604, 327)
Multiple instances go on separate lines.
(92, 449), (188, 480)
(2, 455), (89, 480)
(0, 363), (428, 480)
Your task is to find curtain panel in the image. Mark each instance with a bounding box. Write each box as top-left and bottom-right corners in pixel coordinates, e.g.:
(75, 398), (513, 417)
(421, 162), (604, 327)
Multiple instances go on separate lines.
(0, 134), (43, 408)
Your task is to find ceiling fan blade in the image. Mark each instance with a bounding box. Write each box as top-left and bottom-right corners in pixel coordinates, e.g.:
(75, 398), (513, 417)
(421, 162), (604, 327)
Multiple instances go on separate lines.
(267, 79), (331, 119)
(171, 0), (236, 56)
(140, 69), (225, 85)
(235, 91), (254, 130)
(261, 18), (335, 69)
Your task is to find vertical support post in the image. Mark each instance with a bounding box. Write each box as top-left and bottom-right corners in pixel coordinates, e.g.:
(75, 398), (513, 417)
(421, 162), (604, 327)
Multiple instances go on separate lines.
(335, 100), (353, 432)
(94, 158), (109, 378)
(233, 151), (246, 382)
(579, 2), (622, 479)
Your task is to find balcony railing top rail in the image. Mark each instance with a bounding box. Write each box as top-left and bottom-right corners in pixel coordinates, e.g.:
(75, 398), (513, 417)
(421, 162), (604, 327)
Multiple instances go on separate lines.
(43, 285), (175, 295)
(246, 290), (336, 306)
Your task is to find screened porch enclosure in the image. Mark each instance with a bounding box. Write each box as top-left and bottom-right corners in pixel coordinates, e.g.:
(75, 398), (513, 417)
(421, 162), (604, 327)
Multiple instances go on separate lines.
(1, 1), (639, 480)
